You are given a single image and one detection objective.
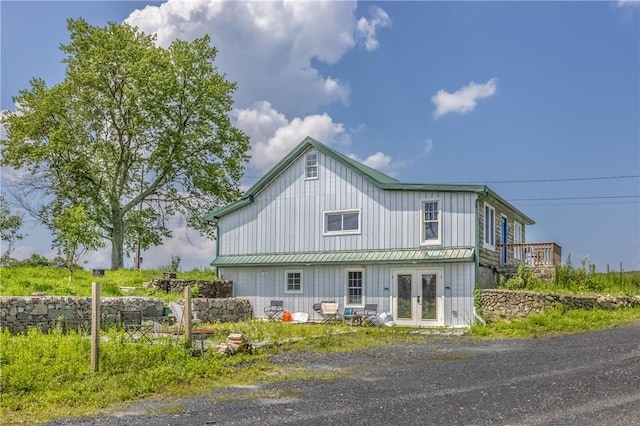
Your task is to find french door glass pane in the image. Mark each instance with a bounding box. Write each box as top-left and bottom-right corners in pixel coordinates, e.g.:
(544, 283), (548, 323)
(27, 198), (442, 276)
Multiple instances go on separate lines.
(421, 274), (437, 320)
(397, 274), (412, 319)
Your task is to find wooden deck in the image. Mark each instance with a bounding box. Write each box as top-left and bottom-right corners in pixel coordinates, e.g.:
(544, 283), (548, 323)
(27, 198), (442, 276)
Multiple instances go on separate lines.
(497, 242), (562, 269)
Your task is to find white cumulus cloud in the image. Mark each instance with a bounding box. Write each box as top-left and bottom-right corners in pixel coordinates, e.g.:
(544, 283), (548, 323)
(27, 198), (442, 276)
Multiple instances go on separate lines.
(125, 0), (390, 116)
(431, 78), (498, 118)
(348, 151), (405, 177)
(356, 6), (392, 51)
(233, 101), (348, 172)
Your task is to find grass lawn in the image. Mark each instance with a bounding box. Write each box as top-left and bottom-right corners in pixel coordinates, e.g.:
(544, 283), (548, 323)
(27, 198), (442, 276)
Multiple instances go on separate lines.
(2, 308), (640, 424)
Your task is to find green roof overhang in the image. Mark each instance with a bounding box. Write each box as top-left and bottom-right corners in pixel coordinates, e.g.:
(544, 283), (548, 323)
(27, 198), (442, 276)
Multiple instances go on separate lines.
(211, 247), (475, 267)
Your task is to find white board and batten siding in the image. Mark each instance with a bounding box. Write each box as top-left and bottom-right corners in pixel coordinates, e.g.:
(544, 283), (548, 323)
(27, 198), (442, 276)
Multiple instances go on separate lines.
(218, 149), (478, 255)
(222, 262), (474, 328)
(217, 147), (478, 327)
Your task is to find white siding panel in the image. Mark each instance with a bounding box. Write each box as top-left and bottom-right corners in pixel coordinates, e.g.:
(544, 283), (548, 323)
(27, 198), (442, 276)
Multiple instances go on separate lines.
(218, 149), (478, 256)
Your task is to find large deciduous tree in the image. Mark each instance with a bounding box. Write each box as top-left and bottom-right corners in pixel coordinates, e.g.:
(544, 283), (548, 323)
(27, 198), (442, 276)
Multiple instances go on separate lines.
(1, 19), (250, 269)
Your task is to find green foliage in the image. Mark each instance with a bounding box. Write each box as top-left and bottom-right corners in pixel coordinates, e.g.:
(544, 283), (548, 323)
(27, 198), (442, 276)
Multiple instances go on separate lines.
(0, 266), (216, 297)
(50, 203), (105, 282)
(0, 322), (414, 423)
(1, 18), (250, 270)
(500, 263), (543, 290)
(468, 305), (640, 338)
(498, 257), (640, 296)
(0, 194), (24, 265)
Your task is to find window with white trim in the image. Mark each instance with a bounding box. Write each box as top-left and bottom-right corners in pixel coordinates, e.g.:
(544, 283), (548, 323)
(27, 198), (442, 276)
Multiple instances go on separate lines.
(285, 270), (303, 293)
(346, 270), (364, 306)
(324, 210), (360, 234)
(422, 200), (440, 244)
(484, 203), (496, 249)
(305, 151), (318, 179)
(513, 221), (523, 260)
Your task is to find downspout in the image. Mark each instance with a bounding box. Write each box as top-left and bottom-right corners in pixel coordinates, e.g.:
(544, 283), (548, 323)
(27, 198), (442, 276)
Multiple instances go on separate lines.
(212, 220), (220, 278)
(473, 194), (485, 325)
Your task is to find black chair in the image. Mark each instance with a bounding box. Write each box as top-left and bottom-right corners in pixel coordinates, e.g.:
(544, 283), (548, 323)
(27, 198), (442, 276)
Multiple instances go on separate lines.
(120, 311), (153, 343)
(361, 304), (378, 325)
(264, 300), (284, 321)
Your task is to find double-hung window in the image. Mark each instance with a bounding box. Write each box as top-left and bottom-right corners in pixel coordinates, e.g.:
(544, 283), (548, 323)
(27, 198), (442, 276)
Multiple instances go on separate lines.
(324, 209), (360, 234)
(305, 151), (318, 179)
(346, 270), (364, 306)
(422, 200), (440, 244)
(484, 203), (496, 250)
(285, 270), (302, 293)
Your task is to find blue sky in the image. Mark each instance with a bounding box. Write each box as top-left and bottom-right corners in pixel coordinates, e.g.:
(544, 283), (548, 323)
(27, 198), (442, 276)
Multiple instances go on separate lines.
(1, 1), (639, 271)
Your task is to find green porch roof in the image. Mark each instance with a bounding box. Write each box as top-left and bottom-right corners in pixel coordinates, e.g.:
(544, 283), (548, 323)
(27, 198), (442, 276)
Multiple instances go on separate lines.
(211, 247), (475, 267)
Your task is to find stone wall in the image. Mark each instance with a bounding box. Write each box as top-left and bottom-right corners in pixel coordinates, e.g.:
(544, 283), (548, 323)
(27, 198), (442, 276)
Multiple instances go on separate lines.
(0, 296), (252, 334)
(174, 298), (253, 323)
(147, 278), (233, 298)
(479, 289), (640, 321)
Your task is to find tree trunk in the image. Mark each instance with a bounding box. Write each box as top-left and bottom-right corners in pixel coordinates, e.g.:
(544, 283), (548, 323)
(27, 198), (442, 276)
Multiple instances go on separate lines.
(110, 215), (125, 270)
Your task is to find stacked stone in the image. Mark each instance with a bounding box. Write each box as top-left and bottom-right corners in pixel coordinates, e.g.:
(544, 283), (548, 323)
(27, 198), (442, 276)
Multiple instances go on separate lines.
(147, 278), (233, 298)
(479, 289), (640, 321)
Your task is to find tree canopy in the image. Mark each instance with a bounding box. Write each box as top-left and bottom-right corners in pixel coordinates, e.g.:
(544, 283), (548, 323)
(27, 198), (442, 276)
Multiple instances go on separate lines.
(0, 194), (24, 265)
(1, 18), (250, 269)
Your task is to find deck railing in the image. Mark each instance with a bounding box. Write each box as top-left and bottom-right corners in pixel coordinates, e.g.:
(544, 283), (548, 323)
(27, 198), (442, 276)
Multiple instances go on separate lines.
(497, 242), (562, 268)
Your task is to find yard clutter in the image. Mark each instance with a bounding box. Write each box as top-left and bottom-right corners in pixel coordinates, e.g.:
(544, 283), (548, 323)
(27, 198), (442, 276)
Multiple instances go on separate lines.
(218, 333), (252, 355)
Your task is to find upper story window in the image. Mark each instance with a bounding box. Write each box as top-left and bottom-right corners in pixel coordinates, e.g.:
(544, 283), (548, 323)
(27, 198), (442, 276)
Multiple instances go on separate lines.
(305, 151), (318, 179)
(324, 209), (360, 235)
(484, 203), (496, 250)
(422, 200), (440, 245)
(285, 270), (303, 293)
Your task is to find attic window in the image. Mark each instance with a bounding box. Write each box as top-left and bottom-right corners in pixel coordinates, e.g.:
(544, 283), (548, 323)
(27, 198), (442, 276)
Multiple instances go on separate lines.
(305, 151), (318, 180)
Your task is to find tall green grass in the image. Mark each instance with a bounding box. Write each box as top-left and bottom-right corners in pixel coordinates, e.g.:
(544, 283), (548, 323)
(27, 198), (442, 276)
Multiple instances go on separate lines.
(468, 305), (640, 338)
(500, 260), (640, 296)
(0, 266), (217, 297)
(0, 322), (413, 424)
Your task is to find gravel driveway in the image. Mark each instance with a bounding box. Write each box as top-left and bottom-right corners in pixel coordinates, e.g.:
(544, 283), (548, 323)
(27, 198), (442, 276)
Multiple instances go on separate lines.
(43, 324), (640, 426)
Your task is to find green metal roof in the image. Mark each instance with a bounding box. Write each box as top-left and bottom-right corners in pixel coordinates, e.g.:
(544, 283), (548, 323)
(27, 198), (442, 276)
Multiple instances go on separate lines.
(205, 137), (534, 225)
(211, 247), (475, 267)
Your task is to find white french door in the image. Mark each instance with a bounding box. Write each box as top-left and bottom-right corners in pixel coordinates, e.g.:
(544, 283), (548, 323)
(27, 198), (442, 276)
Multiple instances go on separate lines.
(392, 269), (443, 326)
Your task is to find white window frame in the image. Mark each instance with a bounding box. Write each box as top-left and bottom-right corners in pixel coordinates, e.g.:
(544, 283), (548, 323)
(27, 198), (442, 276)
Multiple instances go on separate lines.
(284, 270), (303, 294)
(305, 151), (318, 180)
(345, 269), (364, 307)
(483, 203), (496, 250)
(513, 221), (523, 260)
(323, 209), (361, 235)
(421, 199), (441, 245)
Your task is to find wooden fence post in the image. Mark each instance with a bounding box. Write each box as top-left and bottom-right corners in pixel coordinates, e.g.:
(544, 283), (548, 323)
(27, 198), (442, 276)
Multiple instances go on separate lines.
(184, 286), (192, 344)
(91, 282), (100, 373)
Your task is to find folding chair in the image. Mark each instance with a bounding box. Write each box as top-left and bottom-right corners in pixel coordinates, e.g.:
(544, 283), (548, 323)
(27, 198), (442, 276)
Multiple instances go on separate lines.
(313, 301), (334, 322)
(120, 310), (153, 343)
(361, 304), (378, 326)
(168, 301), (201, 336)
(320, 302), (340, 323)
(264, 300), (284, 321)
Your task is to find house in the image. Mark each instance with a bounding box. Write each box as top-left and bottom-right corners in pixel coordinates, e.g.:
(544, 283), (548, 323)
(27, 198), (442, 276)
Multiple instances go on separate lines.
(207, 137), (560, 327)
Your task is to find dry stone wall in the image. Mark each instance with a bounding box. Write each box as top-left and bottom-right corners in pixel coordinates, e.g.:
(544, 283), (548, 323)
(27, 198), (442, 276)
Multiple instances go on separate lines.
(479, 289), (640, 321)
(0, 296), (252, 334)
(147, 278), (232, 298)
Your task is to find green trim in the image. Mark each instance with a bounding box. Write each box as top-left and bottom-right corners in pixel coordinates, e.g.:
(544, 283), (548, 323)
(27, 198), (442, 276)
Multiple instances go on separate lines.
(211, 247), (475, 267)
